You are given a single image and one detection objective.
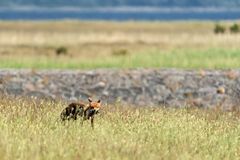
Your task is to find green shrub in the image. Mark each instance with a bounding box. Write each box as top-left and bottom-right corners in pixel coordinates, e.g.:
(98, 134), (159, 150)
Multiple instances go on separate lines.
(112, 49), (129, 56)
(230, 23), (239, 33)
(55, 46), (68, 56)
(214, 24), (225, 34)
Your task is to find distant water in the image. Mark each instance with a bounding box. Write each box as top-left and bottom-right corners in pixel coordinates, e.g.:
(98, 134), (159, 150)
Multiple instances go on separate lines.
(0, 7), (240, 21)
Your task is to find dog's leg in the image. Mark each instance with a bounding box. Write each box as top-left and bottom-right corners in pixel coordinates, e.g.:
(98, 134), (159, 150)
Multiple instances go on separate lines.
(90, 116), (94, 129)
(81, 116), (84, 126)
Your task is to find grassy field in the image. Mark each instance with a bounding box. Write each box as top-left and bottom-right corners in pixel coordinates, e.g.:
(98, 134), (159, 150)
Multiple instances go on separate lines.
(0, 96), (240, 160)
(0, 48), (240, 69)
(1, 21), (240, 160)
(0, 21), (240, 69)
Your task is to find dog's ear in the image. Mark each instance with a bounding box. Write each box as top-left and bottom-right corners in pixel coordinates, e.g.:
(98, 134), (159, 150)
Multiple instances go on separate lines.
(88, 97), (92, 102)
(97, 99), (101, 103)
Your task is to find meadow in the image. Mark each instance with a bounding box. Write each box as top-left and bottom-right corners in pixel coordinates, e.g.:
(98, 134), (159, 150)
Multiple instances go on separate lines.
(0, 96), (239, 160)
(1, 21), (240, 160)
(0, 21), (240, 69)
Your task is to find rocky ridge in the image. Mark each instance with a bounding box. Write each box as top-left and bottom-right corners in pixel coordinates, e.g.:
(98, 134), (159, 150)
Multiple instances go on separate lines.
(0, 69), (239, 109)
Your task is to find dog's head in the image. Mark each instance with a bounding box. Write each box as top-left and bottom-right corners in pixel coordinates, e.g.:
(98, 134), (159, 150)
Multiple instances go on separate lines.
(88, 98), (101, 112)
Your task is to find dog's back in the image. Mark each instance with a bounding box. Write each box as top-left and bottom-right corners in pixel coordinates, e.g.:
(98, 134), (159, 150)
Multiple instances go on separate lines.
(60, 102), (85, 121)
(60, 98), (102, 129)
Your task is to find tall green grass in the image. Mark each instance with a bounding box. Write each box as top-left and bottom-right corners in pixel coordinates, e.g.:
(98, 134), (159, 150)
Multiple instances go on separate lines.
(0, 48), (240, 69)
(0, 97), (240, 160)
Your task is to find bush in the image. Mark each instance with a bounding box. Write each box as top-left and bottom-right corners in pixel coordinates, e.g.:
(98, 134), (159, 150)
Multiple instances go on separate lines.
(55, 46), (68, 56)
(112, 49), (129, 56)
(214, 24), (225, 34)
(230, 23), (239, 33)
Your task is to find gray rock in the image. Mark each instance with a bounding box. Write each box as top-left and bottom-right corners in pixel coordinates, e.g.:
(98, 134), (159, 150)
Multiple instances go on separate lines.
(0, 69), (239, 109)
(25, 91), (54, 100)
(6, 83), (24, 95)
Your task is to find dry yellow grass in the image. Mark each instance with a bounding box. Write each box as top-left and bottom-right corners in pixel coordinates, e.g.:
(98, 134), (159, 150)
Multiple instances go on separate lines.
(0, 21), (240, 56)
(0, 96), (240, 160)
(0, 21), (240, 69)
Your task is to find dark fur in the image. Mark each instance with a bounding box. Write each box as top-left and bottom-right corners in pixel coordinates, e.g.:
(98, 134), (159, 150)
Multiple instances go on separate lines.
(84, 107), (99, 120)
(60, 103), (85, 121)
(83, 106), (99, 128)
(60, 98), (101, 129)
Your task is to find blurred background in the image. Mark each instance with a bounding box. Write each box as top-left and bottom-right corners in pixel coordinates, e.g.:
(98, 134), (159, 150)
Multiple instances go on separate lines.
(0, 0), (239, 69)
(1, 0), (240, 20)
(1, 2), (240, 159)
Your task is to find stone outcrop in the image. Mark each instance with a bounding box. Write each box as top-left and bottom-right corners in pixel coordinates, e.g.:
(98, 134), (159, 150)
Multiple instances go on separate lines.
(0, 69), (240, 109)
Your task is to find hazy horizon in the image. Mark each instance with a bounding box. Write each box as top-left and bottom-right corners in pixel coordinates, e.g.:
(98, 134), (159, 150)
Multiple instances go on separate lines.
(1, 0), (240, 8)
